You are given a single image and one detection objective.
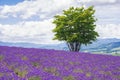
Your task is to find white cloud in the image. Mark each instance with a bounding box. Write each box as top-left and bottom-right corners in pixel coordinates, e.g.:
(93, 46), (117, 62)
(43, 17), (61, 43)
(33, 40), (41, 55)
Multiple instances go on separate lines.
(0, 0), (77, 19)
(0, 0), (120, 44)
(1, 22), (120, 44)
(0, 0), (78, 44)
(95, 4), (120, 24)
(95, 0), (117, 3)
(0, 19), (60, 44)
(77, 0), (117, 3)
(96, 24), (120, 38)
(0, 0), (119, 20)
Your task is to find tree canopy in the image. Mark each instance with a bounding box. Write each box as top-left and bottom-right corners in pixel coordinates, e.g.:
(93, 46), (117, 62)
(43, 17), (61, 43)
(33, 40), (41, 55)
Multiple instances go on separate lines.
(53, 6), (99, 52)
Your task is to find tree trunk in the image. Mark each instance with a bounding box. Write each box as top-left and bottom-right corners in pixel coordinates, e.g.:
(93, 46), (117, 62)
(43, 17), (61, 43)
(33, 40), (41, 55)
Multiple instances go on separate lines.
(67, 42), (81, 52)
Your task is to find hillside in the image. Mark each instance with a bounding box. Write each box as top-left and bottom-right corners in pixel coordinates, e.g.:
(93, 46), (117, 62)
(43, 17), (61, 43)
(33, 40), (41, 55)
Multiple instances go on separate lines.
(0, 38), (120, 54)
(0, 46), (120, 80)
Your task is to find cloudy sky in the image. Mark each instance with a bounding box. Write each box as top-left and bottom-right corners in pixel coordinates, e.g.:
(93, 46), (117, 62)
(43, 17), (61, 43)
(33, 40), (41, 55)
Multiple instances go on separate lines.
(0, 0), (120, 44)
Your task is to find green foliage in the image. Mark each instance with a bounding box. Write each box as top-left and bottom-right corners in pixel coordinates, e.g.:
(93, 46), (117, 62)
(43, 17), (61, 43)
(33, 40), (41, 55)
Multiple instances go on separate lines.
(63, 75), (75, 80)
(14, 68), (27, 78)
(28, 76), (41, 80)
(73, 68), (84, 73)
(0, 73), (3, 77)
(0, 55), (4, 61)
(21, 56), (28, 60)
(43, 67), (59, 76)
(86, 72), (91, 77)
(31, 62), (39, 67)
(53, 6), (99, 51)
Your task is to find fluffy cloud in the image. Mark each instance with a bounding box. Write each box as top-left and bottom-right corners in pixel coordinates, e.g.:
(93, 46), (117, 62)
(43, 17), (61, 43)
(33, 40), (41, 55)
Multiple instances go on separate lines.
(95, 4), (120, 24)
(0, 19), (60, 44)
(0, 0), (77, 19)
(0, 0), (119, 44)
(0, 0), (78, 44)
(77, 0), (118, 4)
(96, 24), (120, 38)
(1, 22), (120, 44)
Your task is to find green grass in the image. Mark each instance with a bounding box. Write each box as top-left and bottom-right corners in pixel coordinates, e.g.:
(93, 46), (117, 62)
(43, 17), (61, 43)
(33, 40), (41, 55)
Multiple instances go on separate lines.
(28, 76), (41, 80)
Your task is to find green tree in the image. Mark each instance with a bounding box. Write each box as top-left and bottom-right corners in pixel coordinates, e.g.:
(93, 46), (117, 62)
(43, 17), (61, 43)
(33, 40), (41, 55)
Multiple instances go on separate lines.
(53, 6), (99, 52)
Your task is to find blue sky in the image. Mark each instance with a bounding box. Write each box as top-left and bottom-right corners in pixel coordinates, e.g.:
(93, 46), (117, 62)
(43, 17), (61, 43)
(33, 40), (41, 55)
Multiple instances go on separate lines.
(0, 0), (24, 5)
(0, 0), (120, 44)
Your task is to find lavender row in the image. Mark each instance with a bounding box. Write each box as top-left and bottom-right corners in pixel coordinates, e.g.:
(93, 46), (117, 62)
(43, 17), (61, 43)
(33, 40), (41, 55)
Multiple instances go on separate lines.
(0, 46), (120, 80)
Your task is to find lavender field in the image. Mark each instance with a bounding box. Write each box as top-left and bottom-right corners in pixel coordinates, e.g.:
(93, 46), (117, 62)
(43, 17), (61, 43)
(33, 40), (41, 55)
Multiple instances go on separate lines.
(0, 46), (120, 80)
